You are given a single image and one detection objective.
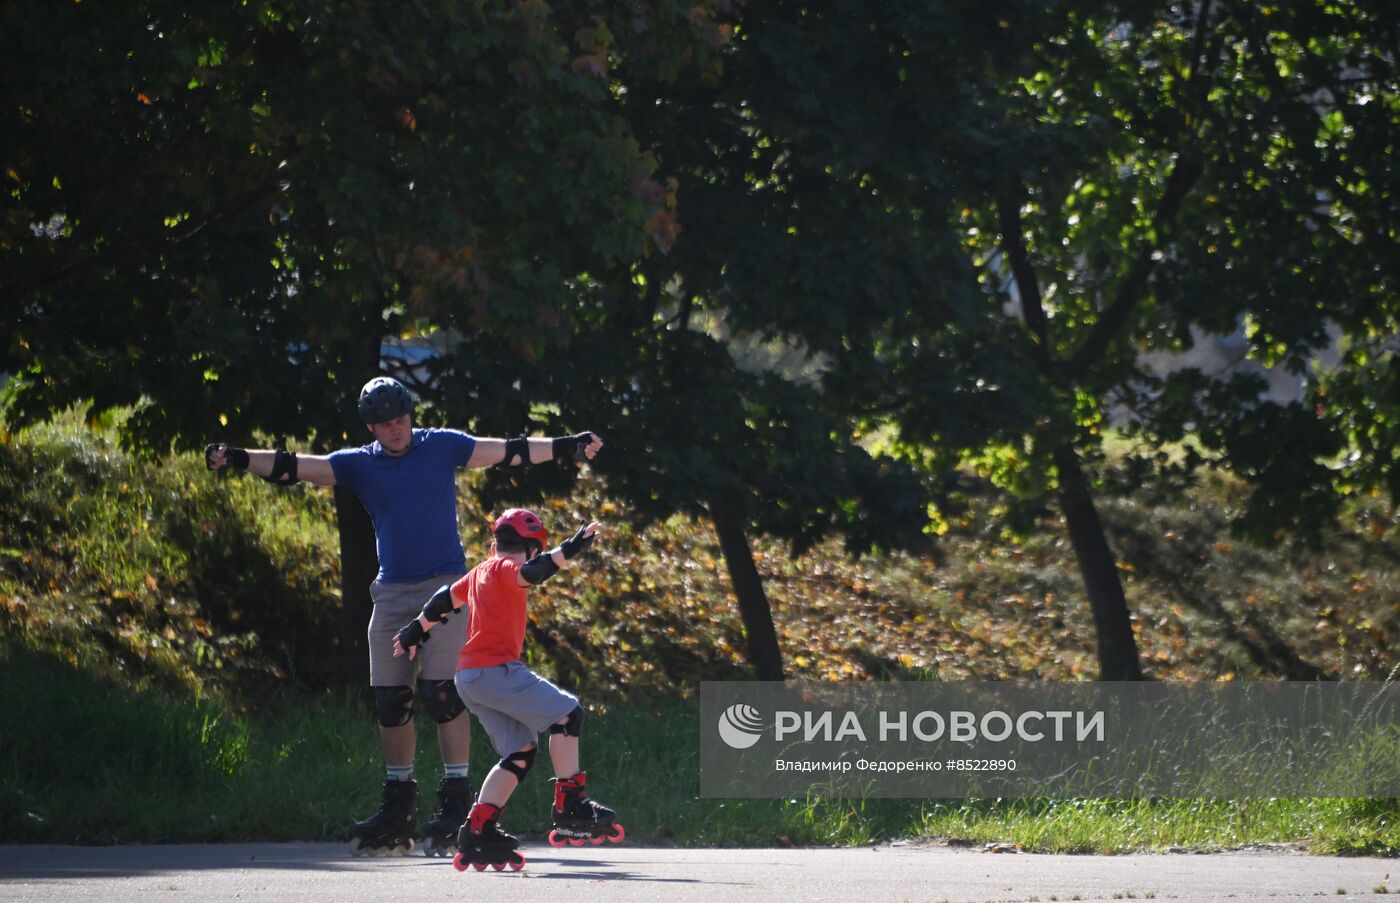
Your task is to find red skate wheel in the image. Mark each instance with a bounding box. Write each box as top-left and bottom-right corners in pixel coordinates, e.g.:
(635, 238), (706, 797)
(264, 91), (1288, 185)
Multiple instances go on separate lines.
(510, 855), (526, 871)
(568, 837), (585, 847)
(452, 853), (468, 872)
(548, 830), (564, 848)
(590, 834), (606, 846)
(471, 862), (487, 872)
(608, 824), (626, 844)
(491, 862), (505, 871)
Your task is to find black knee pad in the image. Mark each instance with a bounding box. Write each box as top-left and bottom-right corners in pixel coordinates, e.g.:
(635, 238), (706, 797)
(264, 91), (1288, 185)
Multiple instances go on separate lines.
(499, 747), (536, 782)
(374, 685), (414, 727)
(549, 705), (584, 737)
(419, 678), (466, 724)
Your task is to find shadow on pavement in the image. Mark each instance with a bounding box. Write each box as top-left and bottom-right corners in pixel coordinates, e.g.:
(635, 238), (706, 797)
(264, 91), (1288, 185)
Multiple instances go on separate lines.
(0, 843), (399, 880)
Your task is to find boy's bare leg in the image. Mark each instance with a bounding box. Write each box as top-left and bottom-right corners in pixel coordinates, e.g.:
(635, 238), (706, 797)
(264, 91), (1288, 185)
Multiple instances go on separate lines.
(548, 730), (580, 778)
(477, 748), (527, 807)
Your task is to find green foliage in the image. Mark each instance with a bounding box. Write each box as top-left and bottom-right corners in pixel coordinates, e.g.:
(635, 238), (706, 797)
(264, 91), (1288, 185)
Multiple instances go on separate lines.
(0, 411), (343, 699)
(4, 415), (1395, 703)
(589, 0), (1399, 677)
(1, 0), (730, 452)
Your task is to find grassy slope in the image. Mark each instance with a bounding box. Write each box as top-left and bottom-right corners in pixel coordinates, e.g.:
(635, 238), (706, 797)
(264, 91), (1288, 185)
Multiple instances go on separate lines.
(1, 415), (1396, 850)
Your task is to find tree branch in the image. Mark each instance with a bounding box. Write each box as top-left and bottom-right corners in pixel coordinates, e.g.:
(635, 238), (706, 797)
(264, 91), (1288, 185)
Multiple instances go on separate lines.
(1062, 154), (1204, 381)
(1062, 0), (1217, 381)
(995, 187), (1056, 379)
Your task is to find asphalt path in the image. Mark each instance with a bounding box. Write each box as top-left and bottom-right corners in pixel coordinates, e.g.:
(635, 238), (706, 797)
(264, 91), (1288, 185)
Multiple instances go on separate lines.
(0, 842), (1392, 902)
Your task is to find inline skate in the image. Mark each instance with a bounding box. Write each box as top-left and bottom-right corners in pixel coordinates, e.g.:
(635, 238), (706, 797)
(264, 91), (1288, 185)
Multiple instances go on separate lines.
(548, 772), (625, 847)
(349, 779), (416, 856)
(452, 802), (526, 872)
(421, 776), (474, 857)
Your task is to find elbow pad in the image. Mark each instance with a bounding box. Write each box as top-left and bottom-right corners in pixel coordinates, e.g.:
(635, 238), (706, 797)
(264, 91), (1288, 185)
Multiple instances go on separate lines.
(262, 449), (299, 485)
(421, 585), (455, 624)
(496, 435), (530, 469)
(519, 553), (560, 585)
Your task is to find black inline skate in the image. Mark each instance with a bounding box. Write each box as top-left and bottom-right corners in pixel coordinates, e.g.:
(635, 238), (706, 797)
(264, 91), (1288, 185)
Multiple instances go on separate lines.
(548, 772), (625, 847)
(421, 776), (474, 857)
(348, 779), (417, 856)
(452, 802), (526, 872)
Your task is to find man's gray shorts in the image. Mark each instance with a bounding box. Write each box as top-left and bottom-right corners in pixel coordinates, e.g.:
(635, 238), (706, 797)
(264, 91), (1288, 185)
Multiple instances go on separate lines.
(368, 573), (467, 685)
(454, 661), (579, 756)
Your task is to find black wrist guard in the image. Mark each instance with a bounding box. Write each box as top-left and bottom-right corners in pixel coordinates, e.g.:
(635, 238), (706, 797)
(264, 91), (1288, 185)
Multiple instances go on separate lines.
(397, 619), (429, 652)
(552, 432), (594, 461)
(558, 524), (595, 560)
(262, 449), (299, 485)
(421, 585), (454, 624)
(496, 435), (530, 469)
(206, 444), (249, 471)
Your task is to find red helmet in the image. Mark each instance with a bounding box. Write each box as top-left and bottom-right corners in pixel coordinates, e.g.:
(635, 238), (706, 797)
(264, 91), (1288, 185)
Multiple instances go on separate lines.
(493, 508), (547, 554)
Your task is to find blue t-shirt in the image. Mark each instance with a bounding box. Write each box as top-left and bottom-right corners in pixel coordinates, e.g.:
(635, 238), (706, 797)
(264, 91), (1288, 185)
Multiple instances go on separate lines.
(328, 428), (477, 582)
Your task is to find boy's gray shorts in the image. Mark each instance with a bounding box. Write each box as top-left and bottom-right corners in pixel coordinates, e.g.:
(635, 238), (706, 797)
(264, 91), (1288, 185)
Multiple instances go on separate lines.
(368, 572), (467, 685)
(454, 661), (579, 757)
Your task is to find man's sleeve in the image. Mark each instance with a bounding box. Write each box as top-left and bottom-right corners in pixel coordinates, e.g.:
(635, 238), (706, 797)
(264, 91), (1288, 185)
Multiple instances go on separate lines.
(327, 448), (359, 490)
(445, 429), (477, 467)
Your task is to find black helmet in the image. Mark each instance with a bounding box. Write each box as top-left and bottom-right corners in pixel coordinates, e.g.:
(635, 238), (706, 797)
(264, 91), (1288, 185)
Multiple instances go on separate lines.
(358, 377), (413, 424)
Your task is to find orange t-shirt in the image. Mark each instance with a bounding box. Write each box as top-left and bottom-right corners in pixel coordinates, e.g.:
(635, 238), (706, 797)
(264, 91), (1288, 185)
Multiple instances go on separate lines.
(452, 557), (529, 669)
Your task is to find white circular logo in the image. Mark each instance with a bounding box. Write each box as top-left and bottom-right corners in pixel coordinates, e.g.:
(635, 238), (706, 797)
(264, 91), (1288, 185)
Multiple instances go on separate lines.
(717, 703), (764, 749)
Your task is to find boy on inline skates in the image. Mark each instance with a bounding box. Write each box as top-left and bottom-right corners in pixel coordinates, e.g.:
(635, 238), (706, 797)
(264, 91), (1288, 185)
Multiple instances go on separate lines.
(392, 508), (622, 872)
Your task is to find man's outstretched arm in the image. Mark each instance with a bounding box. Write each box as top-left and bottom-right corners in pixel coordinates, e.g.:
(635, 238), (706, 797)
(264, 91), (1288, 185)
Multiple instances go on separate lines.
(205, 444), (337, 486)
(466, 432), (603, 470)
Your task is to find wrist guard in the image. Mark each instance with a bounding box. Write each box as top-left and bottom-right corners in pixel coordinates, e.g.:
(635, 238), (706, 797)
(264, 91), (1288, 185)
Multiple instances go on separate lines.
(552, 432), (594, 461)
(495, 435), (530, 469)
(397, 619), (429, 652)
(558, 524), (595, 560)
(206, 444), (249, 471)
(262, 449), (299, 485)
(421, 585), (455, 624)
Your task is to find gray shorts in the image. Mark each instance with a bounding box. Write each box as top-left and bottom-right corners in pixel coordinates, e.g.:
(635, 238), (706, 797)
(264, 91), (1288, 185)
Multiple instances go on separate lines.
(454, 661), (579, 757)
(368, 572), (468, 685)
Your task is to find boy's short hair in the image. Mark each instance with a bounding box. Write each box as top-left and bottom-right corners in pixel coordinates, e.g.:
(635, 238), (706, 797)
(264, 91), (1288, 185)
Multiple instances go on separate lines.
(494, 527), (542, 558)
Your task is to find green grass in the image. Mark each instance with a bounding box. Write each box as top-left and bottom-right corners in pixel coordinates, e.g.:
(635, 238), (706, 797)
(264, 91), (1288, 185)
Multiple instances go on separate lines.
(3, 641), (1396, 851)
(0, 412), (1397, 850)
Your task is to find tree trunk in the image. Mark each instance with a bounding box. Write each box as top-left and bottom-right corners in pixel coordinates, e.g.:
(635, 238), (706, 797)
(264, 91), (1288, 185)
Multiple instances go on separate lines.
(1052, 443), (1144, 680)
(334, 484), (379, 689)
(708, 494), (785, 681)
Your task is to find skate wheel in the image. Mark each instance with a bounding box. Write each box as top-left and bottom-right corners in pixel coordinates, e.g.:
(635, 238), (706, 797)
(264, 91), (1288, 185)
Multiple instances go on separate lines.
(548, 829), (564, 848)
(509, 855), (526, 871)
(491, 862), (506, 871)
(590, 833), (606, 845)
(349, 838), (366, 857)
(568, 837), (585, 847)
(472, 861), (487, 872)
(452, 853), (468, 872)
(608, 823), (626, 844)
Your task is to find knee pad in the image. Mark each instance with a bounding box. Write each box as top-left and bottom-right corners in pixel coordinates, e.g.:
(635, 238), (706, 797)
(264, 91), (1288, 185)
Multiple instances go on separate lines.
(374, 685), (414, 727)
(419, 678), (466, 724)
(499, 746), (536, 782)
(549, 705), (584, 737)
